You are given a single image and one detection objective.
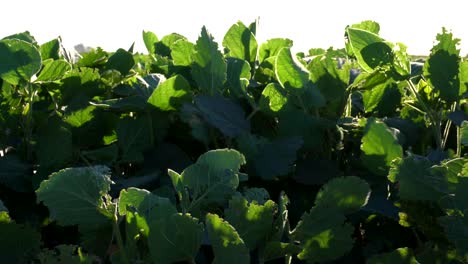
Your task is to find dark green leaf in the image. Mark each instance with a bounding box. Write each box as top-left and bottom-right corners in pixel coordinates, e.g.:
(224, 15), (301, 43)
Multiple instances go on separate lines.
(36, 166), (113, 226)
(462, 121), (468, 146)
(223, 21), (258, 66)
(0, 221), (41, 263)
(206, 213), (250, 264)
(76, 47), (108, 67)
(368, 247), (420, 264)
(81, 144), (118, 165)
(2, 31), (37, 45)
(148, 213), (204, 264)
(438, 215), (468, 256)
(0, 154), (31, 192)
(293, 158), (343, 185)
(0, 38), (41, 85)
(361, 118), (403, 176)
(105, 48), (134, 75)
(37, 244), (97, 264)
(226, 57), (251, 98)
(147, 74), (192, 111)
(263, 241), (302, 262)
(194, 95), (250, 137)
(314, 176), (370, 214)
(116, 116), (153, 163)
(278, 110), (329, 149)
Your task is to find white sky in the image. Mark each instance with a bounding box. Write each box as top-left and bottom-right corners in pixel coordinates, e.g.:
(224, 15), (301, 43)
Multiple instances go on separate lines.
(1, 0), (467, 56)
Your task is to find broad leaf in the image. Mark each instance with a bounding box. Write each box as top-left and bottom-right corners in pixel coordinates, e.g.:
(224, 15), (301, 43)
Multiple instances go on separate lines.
(0, 38), (41, 85)
(64, 105), (95, 128)
(171, 39), (195, 66)
(206, 213), (250, 264)
(155, 33), (186, 57)
(191, 26), (227, 95)
(368, 247), (420, 264)
(0, 153), (32, 192)
(226, 57), (251, 98)
(36, 166), (113, 226)
(147, 74), (192, 111)
(462, 121), (468, 146)
(142, 30), (158, 54)
(291, 207), (354, 263)
(35, 59), (71, 82)
(438, 215), (468, 256)
(223, 21), (258, 66)
(259, 83), (290, 114)
(225, 195), (277, 250)
(361, 118), (403, 176)
(0, 221), (41, 263)
(40, 38), (61, 60)
(105, 48), (134, 75)
(194, 95), (250, 137)
(314, 176), (370, 214)
(148, 213), (204, 264)
(116, 116), (153, 163)
(258, 38), (293, 63)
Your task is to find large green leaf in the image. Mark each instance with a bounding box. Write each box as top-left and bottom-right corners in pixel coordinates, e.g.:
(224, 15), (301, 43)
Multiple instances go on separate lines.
(361, 118), (403, 176)
(314, 176), (370, 214)
(36, 166), (113, 226)
(171, 39), (195, 66)
(259, 82), (290, 114)
(35, 59), (71, 82)
(148, 213), (204, 264)
(0, 153), (32, 192)
(105, 48), (134, 75)
(64, 105), (96, 128)
(178, 149), (245, 215)
(291, 207), (354, 263)
(194, 95), (250, 137)
(362, 76), (400, 114)
(191, 26), (227, 95)
(346, 27), (393, 72)
(205, 213), (250, 264)
(258, 38), (293, 63)
(438, 215), (468, 255)
(423, 28), (462, 103)
(155, 33), (186, 58)
(388, 157), (448, 201)
(462, 121), (468, 146)
(40, 38), (61, 60)
(0, 221), (41, 263)
(142, 30), (158, 54)
(0, 38), (41, 85)
(116, 116), (153, 163)
(368, 247), (420, 264)
(226, 57), (251, 99)
(225, 195), (277, 250)
(147, 74), (192, 111)
(223, 21), (258, 66)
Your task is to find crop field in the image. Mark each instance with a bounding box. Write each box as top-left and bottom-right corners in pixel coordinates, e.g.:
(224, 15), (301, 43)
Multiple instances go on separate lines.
(0, 20), (467, 263)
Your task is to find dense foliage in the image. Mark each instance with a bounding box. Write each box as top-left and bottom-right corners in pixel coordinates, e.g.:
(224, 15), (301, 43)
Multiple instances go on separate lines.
(0, 20), (467, 263)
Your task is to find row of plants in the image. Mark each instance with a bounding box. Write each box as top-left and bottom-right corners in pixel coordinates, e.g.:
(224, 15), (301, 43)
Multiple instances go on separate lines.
(0, 20), (467, 263)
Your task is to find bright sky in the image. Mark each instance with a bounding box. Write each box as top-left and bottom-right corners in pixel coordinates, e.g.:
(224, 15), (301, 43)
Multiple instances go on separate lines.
(1, 0), (467, 56)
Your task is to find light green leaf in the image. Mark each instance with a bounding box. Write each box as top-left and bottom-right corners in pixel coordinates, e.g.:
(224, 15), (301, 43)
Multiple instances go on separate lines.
(105, 48), (134, 75)
(191, 26), (227, 95)
(388, 157), (448, 201)
(142, 30), (158, 54)
(346, 27), (393, 72)
(258, 38), (293, 63)
(0, 38), (41, 85)
(291, 208), (354, 263)
(147, 74), (192, 111)
(206, 213), (250, 264)
(223, 21), (258, 66)
(171, 39), (195, 66)
(148, 213), (204, 264)
(35, 59), (71, 82)
(180, 149), (245, 215)
(40, 38), (61, 60)
(225, 195), (277, 250)
(361, 118), (403, 176)
(259, 83), (289, 114)
(349, 20), (380, 34)
(64, 105), (95, 128)
(368, 247), (420, 264)
(362, 77), (400, 114)
(314, 176), (370, 214)
(36, 166), (113, 226)
(155, 33), (186, 57)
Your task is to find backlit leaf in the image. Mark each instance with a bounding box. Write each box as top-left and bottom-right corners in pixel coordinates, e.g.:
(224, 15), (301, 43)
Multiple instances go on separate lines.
(0, 38), (41, 85)
(147, 74), (192, 111)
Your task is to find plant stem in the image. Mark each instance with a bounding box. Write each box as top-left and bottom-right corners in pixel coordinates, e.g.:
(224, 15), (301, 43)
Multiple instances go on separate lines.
(112, 214), (129, 264)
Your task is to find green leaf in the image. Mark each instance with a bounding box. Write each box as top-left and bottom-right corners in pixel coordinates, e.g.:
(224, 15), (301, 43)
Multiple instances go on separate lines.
(37, 244), (97, 264)
(259, 83), (290, 114)
(180, 149), (245, 214)
(116, 116), (153, 163)
(462, 121), (468, 146)
(192, 26), (227, 95)
(2, 31), (38, 45)
(314, 176), (370, 214)
(40, 38), (61, 60)
(388, 157), (448, 201)
(0, 221), (41, 263)
(76, 47), (107, 67)
(148, 213), (204, 264)
(171, 39), (195, 66)
(205, 213), (250, 264)
(0, 38), (41, 85)
(225, 195), (277, 250)
(263, 241), (302, 262)
(155, 33), (186, 57)
(346, 27), (393, 72)
(0, 154), (31, 192)
(258, 38), (293, 63)
(36, 166), (113, 226)
(242, 187), (270, 205)
(368, 247), (420, 264)
(349, 20), (380, 34)
(438, 215), (468, 255)
(105, 48), (134, 75)
(194, 95), (250, 137)
(223, 21), (258, 66)
(362, 77), (401, 114)
(361, 118), (403, 176)
(423, 28), (462, 103)
(226, 57), (251, 98)
(142, 30), (158, 54)
(308, 54), (349, 103)
(64, 105), (96, 128)
(81, 144), (118, 165)
(291, 207), (354, 263)
(147, 74), (192, 111)
(35, 59), (71, 82)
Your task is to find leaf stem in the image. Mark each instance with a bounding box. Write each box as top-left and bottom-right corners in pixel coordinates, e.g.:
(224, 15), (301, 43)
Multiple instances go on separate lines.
(112, 213), (129, 264)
